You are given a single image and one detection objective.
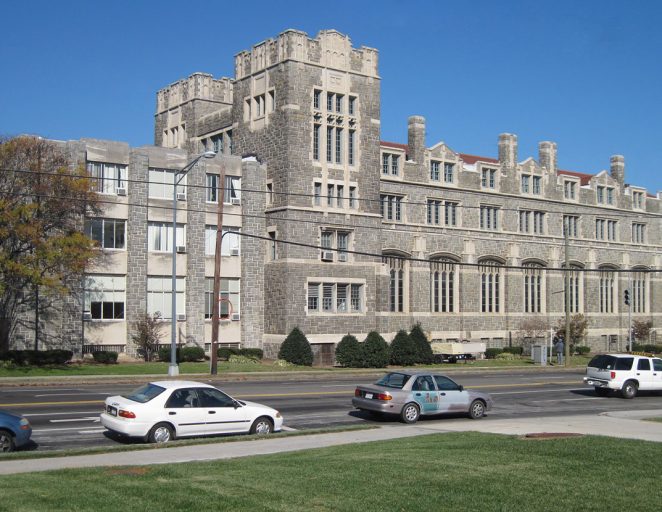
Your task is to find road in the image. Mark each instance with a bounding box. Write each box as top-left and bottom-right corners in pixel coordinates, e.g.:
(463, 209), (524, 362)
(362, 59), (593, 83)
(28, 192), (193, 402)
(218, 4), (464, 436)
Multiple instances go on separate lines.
(2, 369), (662, 452)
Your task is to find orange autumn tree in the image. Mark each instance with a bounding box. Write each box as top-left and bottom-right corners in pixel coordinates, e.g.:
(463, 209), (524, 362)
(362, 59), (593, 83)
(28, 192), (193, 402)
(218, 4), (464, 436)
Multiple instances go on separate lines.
(0, 136), (101, 352)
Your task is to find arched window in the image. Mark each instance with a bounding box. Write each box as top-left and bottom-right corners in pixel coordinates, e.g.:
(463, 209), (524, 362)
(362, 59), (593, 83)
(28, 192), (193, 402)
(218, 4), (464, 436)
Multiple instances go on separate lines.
(383, 255), (406, 312)
(523, 262), (544, 313)
(430, 258), (457, 313)
(631, 268), (648, 313)
(599, 266), (616, 313)
(479, 259), (502, 313)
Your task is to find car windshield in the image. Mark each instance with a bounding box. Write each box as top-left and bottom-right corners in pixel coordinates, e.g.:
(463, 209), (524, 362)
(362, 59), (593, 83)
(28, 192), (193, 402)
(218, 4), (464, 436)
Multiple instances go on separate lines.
(122, 383), (166, 403)
(588, 355), (634, 371)
(376, 373), (410, 389)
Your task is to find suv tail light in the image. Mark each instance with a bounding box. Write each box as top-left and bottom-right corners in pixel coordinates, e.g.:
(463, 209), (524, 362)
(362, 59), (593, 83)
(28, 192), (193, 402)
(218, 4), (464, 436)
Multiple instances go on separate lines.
(610, 371), (616, 379)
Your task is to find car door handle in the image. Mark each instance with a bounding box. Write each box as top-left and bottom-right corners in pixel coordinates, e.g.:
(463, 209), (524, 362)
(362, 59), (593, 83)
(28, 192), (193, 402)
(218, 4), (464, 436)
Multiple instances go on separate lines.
(415, 393), (422, 396)
(208, 411), (216, 414)
(440, 393), (446, 396)
(169, 412), (176, 416)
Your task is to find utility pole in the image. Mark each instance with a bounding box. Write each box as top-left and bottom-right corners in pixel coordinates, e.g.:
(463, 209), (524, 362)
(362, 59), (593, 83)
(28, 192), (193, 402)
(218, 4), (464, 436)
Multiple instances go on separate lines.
(564, 221), (570, 367)
(210, 164), (226, 375)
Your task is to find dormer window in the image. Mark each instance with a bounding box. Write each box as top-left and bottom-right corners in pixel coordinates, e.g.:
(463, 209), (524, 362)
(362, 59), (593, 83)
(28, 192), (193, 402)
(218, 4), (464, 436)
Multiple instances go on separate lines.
(632, 191), (644, 209)
(564, 180), (577, 200)
(481, 168), (496, 189)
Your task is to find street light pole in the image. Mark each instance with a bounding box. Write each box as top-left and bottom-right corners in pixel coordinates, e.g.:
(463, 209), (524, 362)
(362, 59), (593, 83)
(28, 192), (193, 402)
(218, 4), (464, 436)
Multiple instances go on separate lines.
(210, 164), (226, 375)
(168, 151), (215, 377)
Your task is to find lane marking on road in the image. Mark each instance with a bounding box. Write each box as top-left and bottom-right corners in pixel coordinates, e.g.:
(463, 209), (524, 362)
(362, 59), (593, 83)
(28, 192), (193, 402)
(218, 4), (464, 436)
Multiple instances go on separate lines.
(50, 417), (100, 423)
(0, 400), (103, 407)
(281, 426), (297, 431)
(491, 387), (586, 395)
(23, 411), (101, 417)
(78, 429), (107, 434)
(530, 397), (606, 403)
(35, 393), (111, 398)
(32, 426), (108, 433)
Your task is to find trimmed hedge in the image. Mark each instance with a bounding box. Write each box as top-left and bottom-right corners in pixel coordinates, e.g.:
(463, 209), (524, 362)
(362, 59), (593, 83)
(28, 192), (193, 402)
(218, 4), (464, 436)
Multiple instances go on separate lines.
(0, 349), (73, 366)
(335, 334), (361, 367)
(502, 346), (524, 356)
(390, 330), (418, 366)
(92, 351), (118, 364)
(575, 345), (591, 355)
(485, 348), (503, 359)
(180, 346), (205, 362)
(217, 347), (263, 361)
(278, 327), (313, 366)
(361, 332), (390, 368)
(631, 343), (662, 354)
(410, 324), (434, 364)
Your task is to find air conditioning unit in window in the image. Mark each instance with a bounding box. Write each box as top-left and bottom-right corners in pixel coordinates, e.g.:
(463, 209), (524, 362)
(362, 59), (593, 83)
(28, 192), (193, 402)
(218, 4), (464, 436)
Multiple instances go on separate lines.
(321, 250), (334, 262)
(231, 197), (241, 205)
(176, 192), (187, 201)
(231, 313), (241, 321)
(230, 248), (240, 256)
(176, 314), (186, 321)
(82, 312), (92, 321)
(116, 187), (127, 196)
(176, 245), (186, 253)
(338, 253), (348, 262)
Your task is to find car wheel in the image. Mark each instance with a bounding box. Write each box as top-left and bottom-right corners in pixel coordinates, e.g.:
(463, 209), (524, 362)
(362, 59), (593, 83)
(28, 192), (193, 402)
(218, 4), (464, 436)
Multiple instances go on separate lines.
(250, 416), (273, 435)
(594, 387), (610, 397)
(469, 400), (486, 419)
(0, 429), (16, 452)
(148, 423), (174, 444)
(400, 403), (420, 424)
(621, 380), (638, 399)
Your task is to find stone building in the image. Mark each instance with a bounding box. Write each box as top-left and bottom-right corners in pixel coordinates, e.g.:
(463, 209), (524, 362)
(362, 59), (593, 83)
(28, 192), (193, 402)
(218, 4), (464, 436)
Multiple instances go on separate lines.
(11, 29), (661, 359)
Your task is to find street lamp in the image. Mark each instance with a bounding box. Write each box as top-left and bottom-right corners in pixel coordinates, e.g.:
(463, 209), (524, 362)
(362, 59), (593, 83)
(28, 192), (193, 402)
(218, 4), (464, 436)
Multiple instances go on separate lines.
(168, 150), (216, 377)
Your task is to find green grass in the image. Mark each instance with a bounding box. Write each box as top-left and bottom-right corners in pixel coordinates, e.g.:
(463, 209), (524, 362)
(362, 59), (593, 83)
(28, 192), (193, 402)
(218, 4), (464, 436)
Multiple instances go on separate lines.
(0, 432), (659, 511)
(643, 417), (662, 423)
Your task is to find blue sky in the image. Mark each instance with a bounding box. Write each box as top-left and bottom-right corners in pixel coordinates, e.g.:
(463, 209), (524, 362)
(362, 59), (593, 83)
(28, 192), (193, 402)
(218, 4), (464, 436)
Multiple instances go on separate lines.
(2, 0), (660, 192)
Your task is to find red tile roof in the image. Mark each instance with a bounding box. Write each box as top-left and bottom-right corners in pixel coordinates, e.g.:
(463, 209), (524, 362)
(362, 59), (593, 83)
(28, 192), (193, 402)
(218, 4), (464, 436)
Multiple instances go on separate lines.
(381, 141), (409, 152)
(557, 169), (593, 186)
(458, 153), (499, 165)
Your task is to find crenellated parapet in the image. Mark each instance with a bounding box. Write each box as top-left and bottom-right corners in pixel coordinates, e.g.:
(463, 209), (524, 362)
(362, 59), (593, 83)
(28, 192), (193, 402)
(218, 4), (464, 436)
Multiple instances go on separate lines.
(156, 73), (233, 114)
(234, 29), (379, 79)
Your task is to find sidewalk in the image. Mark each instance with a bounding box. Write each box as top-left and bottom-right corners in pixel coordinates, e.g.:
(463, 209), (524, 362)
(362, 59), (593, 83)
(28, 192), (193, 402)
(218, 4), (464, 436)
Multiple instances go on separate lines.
(1, 409), (660, 475)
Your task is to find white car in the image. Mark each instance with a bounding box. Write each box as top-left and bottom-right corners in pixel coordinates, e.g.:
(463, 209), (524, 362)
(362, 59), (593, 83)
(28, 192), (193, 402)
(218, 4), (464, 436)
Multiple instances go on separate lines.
(100, 380), (283, 443)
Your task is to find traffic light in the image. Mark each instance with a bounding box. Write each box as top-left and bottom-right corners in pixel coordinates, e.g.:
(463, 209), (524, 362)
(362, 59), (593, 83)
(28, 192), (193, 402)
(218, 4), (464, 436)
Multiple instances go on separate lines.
(624, 289), (630, 306)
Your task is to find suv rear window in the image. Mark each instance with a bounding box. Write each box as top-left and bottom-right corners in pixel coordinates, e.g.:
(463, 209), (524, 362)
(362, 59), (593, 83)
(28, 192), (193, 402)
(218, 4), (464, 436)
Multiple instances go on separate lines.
(588, 355), (634, 371)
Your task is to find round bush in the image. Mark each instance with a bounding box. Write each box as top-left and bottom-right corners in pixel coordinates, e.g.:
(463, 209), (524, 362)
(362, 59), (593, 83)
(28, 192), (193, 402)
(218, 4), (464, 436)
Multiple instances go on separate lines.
(239, 348), (263, 360)
(495, 352), (518, 361)
(278, 327), (313, 366)
(390, 330), (418, 366)
(361, 331), (390, 368)
(92, 351), (118, 364)
(335, 334), (361, 367)
(410, 324), (434, 364)
(180, 346), (205, 362)
(485, 348), (503, 359)
(575, 345), (591, 355)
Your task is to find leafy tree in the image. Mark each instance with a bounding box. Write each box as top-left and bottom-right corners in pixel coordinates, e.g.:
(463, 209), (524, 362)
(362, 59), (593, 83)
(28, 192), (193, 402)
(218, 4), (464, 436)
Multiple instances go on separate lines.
(410, 323), (434, 364)
(278, 327), (313, 366)
(632, 320), (653, 343)
(555, 314), (589, 347)
(361, 331), (390, 368)
(0, 136), (100, 352)
(131, 312), (164, 362)
(389, 329), (418, 366)
(335, 334), (361, 367)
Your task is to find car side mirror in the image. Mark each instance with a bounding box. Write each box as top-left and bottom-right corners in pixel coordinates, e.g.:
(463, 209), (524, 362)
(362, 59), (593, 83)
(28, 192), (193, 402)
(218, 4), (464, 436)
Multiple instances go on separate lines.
(233, 400), (241, 409)
(458, 385), (464, 391)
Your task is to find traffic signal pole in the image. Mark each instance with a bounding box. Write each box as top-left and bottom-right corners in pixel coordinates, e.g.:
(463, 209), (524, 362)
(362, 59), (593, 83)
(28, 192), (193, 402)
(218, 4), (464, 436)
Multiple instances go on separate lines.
(627, 274), (632, 353)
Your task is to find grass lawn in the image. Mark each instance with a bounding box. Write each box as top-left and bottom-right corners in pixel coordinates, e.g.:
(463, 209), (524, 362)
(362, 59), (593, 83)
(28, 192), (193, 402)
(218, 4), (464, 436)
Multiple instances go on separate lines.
(0, 356), (592, 378)
(0, 432), (659, 511)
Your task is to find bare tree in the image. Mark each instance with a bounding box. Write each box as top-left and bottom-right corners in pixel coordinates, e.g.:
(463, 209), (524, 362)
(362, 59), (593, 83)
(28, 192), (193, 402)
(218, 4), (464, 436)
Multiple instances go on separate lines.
(632, 320), (653, 343)
(516, 317), (551, 348)
(131, 312), (164, 362)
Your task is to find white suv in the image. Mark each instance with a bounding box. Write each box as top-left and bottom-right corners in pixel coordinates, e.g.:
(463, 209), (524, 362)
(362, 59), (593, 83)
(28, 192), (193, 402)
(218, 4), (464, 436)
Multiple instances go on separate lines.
(583, 354), (662, 398)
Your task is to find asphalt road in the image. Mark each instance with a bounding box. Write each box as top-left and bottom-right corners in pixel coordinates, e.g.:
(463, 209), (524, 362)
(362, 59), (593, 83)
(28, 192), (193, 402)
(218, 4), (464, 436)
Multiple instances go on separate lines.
(2, 369), (662, 452)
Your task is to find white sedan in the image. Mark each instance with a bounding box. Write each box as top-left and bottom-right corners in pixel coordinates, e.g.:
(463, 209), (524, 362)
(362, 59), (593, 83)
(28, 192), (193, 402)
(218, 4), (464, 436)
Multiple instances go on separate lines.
(100, 380), (283, 443)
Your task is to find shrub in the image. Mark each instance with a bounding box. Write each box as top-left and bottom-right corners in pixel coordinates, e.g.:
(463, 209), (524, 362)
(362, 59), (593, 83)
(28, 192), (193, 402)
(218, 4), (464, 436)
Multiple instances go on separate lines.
(0, 349), (73, 366)
(390, 330), (418, 366)
(92, 351), (118, 364)
(239, 348), (263, 360)
(158, 346), (179, 362)
(335, 334), (361, 367)
(278, 327), (313, 366)
(496, 352), (518, 361)
(575, 345), (591, 355)
(180, 346), (205, 362)
(217, 347), (238, 361)
(272, 359), (293, 368)
(229, 354), (260, 365)
(485, 348), (503, 359)
(132, 312), (164, 362)
(409, 324), (434, 364)
(361, 331), (390, 368)
(502, 346), (524, 356)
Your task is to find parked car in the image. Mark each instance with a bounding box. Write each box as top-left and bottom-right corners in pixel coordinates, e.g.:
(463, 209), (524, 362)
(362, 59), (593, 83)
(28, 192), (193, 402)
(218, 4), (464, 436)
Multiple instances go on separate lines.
(0, 409), (33, 452)
(100, 380), (283, 443)
(352, 371), (493, 423)
(583, 353), (662, 398)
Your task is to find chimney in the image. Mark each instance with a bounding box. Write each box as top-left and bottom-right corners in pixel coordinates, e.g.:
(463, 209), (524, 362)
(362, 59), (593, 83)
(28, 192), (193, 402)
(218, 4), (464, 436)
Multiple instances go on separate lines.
(538, 141), (557, 172)
(498, 133), (518, 169)
(407, 115), (426, 163)
(610, 155), (625, 186)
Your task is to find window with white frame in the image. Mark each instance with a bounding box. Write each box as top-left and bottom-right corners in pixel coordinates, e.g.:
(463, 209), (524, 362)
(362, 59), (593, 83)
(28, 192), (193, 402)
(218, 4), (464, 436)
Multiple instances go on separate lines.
(444, 163), (454, 183)
(632, 191), (644, 209)
(632, 223), (646, 244)
(523, 262), (544, 313)
(205, 277), (240, 319)
(564, 180), (577, 200)
(207, 175), (241, 203)
(430, 161), (440, 181)
(480, 260), (502, 313)
(307, 282), (363, 313)
(87, 162), (127, 195)
(84, 275), (125, 320)
(564, 264), (583, 313)
(430, 258), (457, 313)
(383, 153), (400, 176)
(384, 255), (406, 313)
(85, 218), (126, 250)
(147, 276), (185, 319)
(631, 269), (648, 313)
(599, 267), (616, 313)
(380, 194), (403, 221)
(427, 200), (442, 225)
(148, 222), (185, 252)
(481, 168), (496, 189)
(149, 168), (185, 199)
(521, 175), (530, 193)
(480, 205), (499, 230)
(563, 215), (579, 238)
(205, 225), (240, 256)
(519, 211), (545, 234)
(320, 229), (350, 261)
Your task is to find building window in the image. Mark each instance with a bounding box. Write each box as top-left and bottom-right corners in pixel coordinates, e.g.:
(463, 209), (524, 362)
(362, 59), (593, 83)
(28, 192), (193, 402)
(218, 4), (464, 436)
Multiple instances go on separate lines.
(87, 162), (127, 195)
(348, 130), (356, 166)
(632, 223), (645, 244)
(206, 174), (219, 202)
(337, 185), (344, 208)
(480, 206), (499, 230)
(224, 176), (241, 203)
(427, 200), (441, 225)
(313, 124), (321, 161)
(444, 163), (454, 183)
(326, 127), (333, 163)
(308, 283), (319, 311)
(523, 263), (544, 313)
(532, 176), (541, 195)
(205, 278), (240, 319)
(307, 282), (363, 313)
(335, 128), (343, 163)
(564, 264), (583, 313)
(147, 276), (184, 319)
(383, 153), (399, 176)
(268, 231), (277, 260)
(481, 168), (496, 188)
(211, 134), (224, 154)
(384, 256), (406, 313)
(266, 182), (273, 206)
(348, 96), (357, 115)
(349, 186), (357, 209)
(596, 219), (617, 241)
(148, 222), (185, 252)
(563, 215), (579, 238)
(445, 201), (458, 226)
(519, 211), (545, 234)
(521, 175), (530, 193)
(430, 161), (440, 181)
(597, 186), (604, 203)
(205, 226), (240, 256)
(313, 90), (321, 110)
(320, 229), (351, 261)
(431, 259), (456, 313)
(314, 183), (322, 206)
(632, 191), (644, 209)
(326, 92), (334, 112)
(480, 260), (502, 313)
(380, 194), (403, 221)
(84, 275), (125, 320)
(631, 269), (647, 313)
(335, 94), (343, 113)
(327, 184), (335, 207)
(564, 181), (576, 200)
(85, 218), (126, 250)
(149, 168), (184, 199)
(599, 267), (615, 313)
(606, 187), (614, 205)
